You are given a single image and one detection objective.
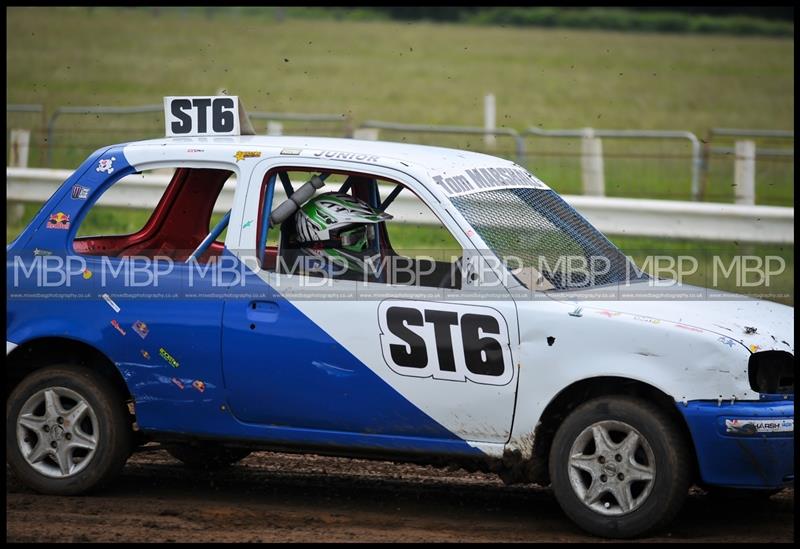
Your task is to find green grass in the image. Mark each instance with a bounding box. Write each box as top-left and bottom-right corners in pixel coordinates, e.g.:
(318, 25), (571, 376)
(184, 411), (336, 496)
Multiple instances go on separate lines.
(7, 8), (794, 204)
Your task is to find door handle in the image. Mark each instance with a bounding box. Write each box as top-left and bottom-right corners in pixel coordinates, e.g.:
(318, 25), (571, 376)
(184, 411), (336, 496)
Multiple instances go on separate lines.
(247, 300), (279, 323)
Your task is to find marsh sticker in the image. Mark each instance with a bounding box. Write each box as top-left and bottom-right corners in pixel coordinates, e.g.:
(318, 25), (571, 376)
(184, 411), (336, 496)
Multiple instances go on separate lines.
(378, 300), (514, 386)
(725, 418), (793, 435)
(432, 166), (549, 197)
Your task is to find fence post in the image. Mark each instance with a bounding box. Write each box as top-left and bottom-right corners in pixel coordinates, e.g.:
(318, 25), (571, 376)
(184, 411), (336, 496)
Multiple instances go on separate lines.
(267, 121), (283, 136)
(353, 128), (379, 141)
(484, 93), (496, 149)
(8, 129), (30, 223)
(734, 140), (756, 205)
(581, 127), (605, 196)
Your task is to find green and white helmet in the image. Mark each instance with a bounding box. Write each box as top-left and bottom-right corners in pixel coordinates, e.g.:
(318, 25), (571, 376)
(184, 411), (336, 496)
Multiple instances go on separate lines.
(295, 191), (393, 274)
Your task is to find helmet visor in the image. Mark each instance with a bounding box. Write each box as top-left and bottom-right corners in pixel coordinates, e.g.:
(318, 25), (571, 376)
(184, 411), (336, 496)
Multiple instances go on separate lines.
(339, 224), (377, 252)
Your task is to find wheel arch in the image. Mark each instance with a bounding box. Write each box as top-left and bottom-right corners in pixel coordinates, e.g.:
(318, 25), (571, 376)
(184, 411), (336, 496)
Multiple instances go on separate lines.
(5, 336), (133, 408)
(527, 376), (699, 486)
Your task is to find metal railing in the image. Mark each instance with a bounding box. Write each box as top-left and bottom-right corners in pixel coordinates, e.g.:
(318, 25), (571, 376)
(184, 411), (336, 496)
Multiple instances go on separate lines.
(523, 127), (703, 200)
(42, 105), (354, 166)
(6, 167), (794, 244)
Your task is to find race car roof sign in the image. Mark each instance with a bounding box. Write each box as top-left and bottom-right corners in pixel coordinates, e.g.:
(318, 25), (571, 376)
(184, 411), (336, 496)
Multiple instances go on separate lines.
(164, 96), (254, 137)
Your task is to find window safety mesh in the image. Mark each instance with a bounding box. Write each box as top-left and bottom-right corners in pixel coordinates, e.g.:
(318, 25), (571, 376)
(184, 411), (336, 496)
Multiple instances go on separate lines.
(451, 188), (646, 290)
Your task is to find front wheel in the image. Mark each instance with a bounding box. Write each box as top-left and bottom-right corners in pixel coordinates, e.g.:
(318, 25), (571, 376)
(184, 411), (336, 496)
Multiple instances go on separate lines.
(549, 396), (691, 538)
(6, 365), (133, 495)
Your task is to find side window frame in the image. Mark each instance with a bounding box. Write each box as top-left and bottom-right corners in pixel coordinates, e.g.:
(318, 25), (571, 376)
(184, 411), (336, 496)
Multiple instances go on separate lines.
(237, 158), (477, 289)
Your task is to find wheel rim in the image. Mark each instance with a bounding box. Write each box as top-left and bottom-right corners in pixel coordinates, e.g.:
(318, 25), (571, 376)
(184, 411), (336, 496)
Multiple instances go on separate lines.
(16, 386), (99, 478)
(567, 420), (656, 516)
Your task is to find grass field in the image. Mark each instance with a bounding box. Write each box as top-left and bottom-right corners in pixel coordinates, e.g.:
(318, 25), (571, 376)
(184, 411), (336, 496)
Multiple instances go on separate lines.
(6, 8), (794, 204)
(6, 8), (794, 303)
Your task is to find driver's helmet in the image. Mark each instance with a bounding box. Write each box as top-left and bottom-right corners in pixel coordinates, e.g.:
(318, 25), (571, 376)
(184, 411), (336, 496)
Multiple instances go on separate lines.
(295, 191), (392, 275)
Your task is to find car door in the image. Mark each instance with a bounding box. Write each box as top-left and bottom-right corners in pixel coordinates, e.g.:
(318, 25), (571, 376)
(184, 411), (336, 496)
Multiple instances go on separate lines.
(221, 157), (520, 444)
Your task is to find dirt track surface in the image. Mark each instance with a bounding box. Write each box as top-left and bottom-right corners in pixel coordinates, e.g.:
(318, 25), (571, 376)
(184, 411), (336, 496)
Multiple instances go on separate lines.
(6, 448), (795, 543)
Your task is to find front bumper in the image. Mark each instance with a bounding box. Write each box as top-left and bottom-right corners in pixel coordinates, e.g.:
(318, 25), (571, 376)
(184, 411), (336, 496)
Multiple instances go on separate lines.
(677, 399), (794, 489)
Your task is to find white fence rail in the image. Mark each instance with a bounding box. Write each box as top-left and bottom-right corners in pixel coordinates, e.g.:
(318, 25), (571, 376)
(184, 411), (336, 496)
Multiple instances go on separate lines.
(6, 167), (794, 244)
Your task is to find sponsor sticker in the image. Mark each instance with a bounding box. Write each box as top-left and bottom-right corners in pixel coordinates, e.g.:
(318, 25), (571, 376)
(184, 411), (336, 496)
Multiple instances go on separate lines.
(633, 315), (660, 324)
(111, 319), (127, 336)
(96, 157), (116, 174)
(431, 166), (549, 198)
(242, 219), (254, 229)
(81, 268), (93, 280)
(101, 293), (121, 313)
(191, 380), (206, 393)
(234, 150), (261, 162)
(71, 184), (90, 199)
(596, 310), (621, 318)
(159, 347), (180, 368)
(675, 323), (703, 333)
(33, 248), (52, 257)
(141, 349), (151, 360)
(717, 336), (737, 348)
(46, 212), (70, 230)
(171, 377), (185, 390)
(749, 344), (760, 353)
(725, 418), (793, 435)
(132, 320), (149, 339)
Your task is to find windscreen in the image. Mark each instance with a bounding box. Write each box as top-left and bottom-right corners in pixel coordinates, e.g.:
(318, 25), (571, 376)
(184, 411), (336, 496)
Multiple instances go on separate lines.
(450, 188), (647, 291)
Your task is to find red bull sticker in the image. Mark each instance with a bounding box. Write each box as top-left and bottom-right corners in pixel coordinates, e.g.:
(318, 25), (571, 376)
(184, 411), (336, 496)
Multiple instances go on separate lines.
(141, 349), (151, 360)
(171, 377), (185, 390)
(81, 268), (93, 280)
(192, 380), (206, 393)
(110, 319), (126, 336)
(132, 320), (149, 339)
(234, 150), (261, 162)
(46, 212), (70, 229)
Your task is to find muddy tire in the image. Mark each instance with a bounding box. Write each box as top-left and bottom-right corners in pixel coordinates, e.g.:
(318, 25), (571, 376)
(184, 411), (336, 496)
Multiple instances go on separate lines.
(549, 396), (691, 538)
(165, 443), (251, 471)
(6, 364), (133, 495)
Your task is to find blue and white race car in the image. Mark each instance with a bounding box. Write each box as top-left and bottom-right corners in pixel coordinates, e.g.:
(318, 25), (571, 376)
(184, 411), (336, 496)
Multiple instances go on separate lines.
(6, 97), (794, 538)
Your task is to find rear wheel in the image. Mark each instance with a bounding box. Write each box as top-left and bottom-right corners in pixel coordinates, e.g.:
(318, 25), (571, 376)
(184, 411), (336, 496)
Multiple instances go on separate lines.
(549, 396), (691, 538)
(6, 364), (133, 495)
(165, 443), (251, 471)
